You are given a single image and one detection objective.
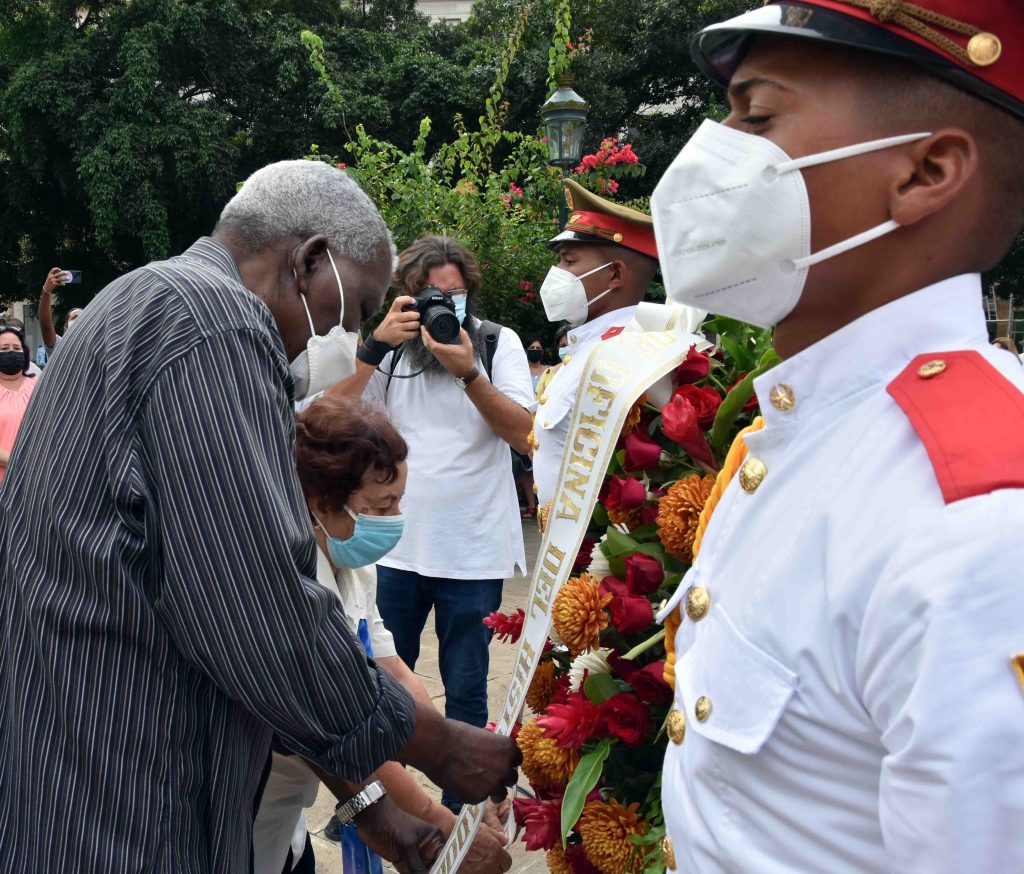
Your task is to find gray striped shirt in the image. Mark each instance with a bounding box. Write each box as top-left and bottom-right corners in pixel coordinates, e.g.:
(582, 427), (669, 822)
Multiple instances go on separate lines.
(0, 238), (416, 872)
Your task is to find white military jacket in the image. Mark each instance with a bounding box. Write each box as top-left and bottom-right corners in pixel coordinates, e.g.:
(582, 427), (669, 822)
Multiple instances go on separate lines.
(533, 306), (638, 508)
(658, 274), (1024, 873)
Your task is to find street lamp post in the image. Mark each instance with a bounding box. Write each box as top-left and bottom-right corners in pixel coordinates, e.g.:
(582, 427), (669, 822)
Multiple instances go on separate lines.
(541, 74), (589, 228)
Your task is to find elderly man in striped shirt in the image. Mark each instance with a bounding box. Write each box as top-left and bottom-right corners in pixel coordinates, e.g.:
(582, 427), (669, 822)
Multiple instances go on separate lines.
(0, 161), (518, 873)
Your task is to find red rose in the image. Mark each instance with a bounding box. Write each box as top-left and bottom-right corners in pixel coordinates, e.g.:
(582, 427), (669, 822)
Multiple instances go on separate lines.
(605, 475), (647, 512)
(572, 537), (596, 574)
(537, 695), (606, 750)
(513, 795), (562, 851)
(624, 553), (664, 596)
(483, 608), (525, 643)
(599, 575), (630, 598)
(674, 384), (723, 429)
(623, 430), (662, 472)
(674, 345), (711, 384)
(600, 693), (653, 747)
(628, 660), (673, 704)
(608, 592), (654, 635)
(660, 395), (716, 468)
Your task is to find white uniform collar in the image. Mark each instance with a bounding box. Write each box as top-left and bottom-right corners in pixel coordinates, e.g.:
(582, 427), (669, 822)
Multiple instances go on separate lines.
(753, 274), (987, 427)
(566, 305), (640, 351)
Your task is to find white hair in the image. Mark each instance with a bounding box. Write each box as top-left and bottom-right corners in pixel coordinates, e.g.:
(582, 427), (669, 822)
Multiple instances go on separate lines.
(216, 160), (395, 265)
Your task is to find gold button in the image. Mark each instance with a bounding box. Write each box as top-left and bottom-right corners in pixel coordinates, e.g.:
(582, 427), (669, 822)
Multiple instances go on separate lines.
(967, 32), (1001, 66)
(533, 483), (539, 495)
(569, 334), (577, 343)
(917, 359), (946, 379)
(666, 709), (686, 744)
(685, 586), (710, 621)
(769, 383), (795, 412)
(613, 232), (623, 242)
(661, 835), (677, 869)
(738, 457), (767, 492)
(538, 393), (548, 404)
(695, 696), (712, 722)
(562, 354), (572, 364)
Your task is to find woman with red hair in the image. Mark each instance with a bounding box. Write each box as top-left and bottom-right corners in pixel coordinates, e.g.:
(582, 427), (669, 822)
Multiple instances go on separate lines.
(253, 395), (510, 874)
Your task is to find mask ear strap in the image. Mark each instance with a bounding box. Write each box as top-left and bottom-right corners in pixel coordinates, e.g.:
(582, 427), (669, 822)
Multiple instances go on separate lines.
(790, 219), (902, 271)
(325, 248), (346, 330)
(772, 132), (931, 176)
(299, 291), (316, 339)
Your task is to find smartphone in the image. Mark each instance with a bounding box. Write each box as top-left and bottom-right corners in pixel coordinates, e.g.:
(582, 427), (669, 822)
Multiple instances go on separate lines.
(62, 270), (82, 285)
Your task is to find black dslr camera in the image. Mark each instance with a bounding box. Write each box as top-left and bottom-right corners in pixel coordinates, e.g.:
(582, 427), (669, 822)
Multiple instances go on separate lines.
(402, 286), (462, 344)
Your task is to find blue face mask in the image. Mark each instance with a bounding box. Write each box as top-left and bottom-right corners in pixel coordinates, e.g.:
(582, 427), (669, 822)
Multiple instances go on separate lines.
(558, 346), (571, 361)
(451, 293), (468, 325)
(316, 508), (405, 569)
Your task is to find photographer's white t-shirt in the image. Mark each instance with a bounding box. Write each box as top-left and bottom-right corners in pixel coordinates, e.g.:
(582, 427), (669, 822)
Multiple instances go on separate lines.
(363, 323), (536, 580)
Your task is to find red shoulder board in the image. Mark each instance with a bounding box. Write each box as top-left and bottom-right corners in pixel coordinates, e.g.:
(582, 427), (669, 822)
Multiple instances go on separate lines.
(887, 351), (1024, 504)
(601, 326), (624, 341)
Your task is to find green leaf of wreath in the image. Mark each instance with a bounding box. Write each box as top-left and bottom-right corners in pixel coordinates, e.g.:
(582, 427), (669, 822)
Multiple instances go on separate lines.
(708, 347), (780, 452)
(561, 737), (613, 844)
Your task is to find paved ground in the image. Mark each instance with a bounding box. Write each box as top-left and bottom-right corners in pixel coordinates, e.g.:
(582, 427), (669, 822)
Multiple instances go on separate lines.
(307, 518), (547, 873)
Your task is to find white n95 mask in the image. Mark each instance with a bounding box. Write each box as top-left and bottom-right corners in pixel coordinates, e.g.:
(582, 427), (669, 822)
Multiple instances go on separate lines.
(539, 262), (614, 326)
(290, 249), (360, 401)
(651, 120), (931, 328)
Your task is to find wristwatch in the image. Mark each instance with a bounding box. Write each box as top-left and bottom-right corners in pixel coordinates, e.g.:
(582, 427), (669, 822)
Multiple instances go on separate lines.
(454, 367), (480, 390)
(334, 779), (387, 825)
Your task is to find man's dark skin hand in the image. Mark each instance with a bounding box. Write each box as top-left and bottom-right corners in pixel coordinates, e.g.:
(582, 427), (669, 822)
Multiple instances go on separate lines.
(400, 702), (521, 803)
(354, 795), (444, 874)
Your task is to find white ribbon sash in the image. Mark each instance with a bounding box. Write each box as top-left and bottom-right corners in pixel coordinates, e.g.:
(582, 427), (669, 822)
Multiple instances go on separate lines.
(430, 312), (703, 872)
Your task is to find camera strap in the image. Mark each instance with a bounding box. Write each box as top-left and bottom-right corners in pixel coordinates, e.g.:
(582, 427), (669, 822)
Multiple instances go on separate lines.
(383, 318), (501, 397)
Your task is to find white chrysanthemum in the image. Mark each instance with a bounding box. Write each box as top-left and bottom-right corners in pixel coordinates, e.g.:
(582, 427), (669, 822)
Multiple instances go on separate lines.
(585, 534), (612, 580)
(569, 647), (613, 693)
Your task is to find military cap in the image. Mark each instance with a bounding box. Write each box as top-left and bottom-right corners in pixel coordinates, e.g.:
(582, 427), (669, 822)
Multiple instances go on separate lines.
(692, 1), (1024, 122)
(548, 179), (658, 260)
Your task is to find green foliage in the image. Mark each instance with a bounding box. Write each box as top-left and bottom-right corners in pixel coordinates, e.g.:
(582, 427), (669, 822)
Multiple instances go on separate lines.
(0, 0), (493, 311)
(560, 737), (612, 843)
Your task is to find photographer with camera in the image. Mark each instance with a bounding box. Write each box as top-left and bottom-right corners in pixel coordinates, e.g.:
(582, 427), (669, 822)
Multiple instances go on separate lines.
(330, 235), (534, 814)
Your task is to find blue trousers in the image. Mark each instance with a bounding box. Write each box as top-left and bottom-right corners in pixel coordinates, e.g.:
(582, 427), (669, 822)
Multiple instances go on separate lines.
(375, 566), (502, 730)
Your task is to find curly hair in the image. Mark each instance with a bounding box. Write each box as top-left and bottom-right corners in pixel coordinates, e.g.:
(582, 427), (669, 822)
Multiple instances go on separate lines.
(394, 236), (482, 297)
(295, 396), (408, 513)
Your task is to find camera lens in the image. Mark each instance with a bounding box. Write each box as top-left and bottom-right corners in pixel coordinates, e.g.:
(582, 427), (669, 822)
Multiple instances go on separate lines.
(423, 306), (461, 344)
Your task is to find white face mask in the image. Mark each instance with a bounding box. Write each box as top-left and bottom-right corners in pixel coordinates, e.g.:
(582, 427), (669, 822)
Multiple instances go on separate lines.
(539, 262), (615, 326)
(651, 120), (931, 328)
(290, 249), (360, 401)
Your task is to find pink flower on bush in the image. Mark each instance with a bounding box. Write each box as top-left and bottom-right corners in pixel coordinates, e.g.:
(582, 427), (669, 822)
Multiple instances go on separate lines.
(520, 280), (533, 292)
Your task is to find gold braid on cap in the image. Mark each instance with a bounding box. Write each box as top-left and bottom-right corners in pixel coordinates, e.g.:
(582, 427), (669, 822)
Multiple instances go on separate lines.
(565, 221), (624, 244)
(837, 0), (1001, 66)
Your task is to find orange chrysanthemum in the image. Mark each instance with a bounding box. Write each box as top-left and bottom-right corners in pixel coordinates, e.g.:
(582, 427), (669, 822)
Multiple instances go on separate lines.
(552, 572), (612, 656)
(517, 717), (580, 788)
(546, 845), (573, 874)
(526, 659), (557, 713)
(621, 394), (647, 437)
(656, 474), (716, 562)
(578, 799), (648, 874)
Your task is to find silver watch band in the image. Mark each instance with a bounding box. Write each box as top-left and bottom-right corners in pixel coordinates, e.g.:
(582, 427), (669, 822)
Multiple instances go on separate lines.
(333, 779), (387, 825)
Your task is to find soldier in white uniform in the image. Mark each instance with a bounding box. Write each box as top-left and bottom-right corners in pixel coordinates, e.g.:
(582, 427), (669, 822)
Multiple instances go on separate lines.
(651, 2), (1024, 871)
(533, 180), (660, 512)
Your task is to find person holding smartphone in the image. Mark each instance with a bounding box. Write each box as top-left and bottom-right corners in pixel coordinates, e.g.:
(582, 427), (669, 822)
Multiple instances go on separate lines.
(38, 266), (85, 355)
